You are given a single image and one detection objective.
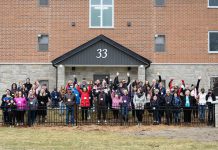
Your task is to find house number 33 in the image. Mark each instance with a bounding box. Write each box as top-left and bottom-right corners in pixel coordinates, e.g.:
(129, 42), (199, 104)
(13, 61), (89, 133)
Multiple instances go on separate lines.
(96, 49), (108, 59)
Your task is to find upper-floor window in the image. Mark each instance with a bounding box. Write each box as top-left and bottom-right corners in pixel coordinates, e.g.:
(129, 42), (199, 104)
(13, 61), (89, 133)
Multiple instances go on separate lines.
(155, 35), (165, 52)
(208, 31), (218, 53)
(155, 0), (165, 6)
(89, 0), (114, 28)
(38, 34), (49, 51)
(208, 0), (218, 8)
(39, 0), (48, 6)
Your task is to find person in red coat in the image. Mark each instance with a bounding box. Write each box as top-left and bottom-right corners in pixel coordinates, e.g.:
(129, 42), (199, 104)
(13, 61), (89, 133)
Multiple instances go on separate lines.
(77, 85), (91, 121)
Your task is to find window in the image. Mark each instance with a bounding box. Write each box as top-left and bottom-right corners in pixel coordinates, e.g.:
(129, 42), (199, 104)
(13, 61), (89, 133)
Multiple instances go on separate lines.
(38, 34), (48, 51)
(39, 80), (49, 89)
(208, 0), (218, 8)
(208, 31), (218, 53)
(93, 74), (110, 82)
(155, 35), (165, 52)
(210, 77), (218, 97)
(155, 0), (165, 6)
(89, 0), (114, 28)
(39, 0), (48, 6)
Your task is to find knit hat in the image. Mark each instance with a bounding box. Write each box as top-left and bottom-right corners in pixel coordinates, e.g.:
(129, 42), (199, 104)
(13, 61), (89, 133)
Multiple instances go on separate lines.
(181, 80), (185, 85)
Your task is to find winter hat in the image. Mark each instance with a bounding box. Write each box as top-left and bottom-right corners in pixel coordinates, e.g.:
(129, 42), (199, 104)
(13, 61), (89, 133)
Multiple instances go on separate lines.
(181, 80), (185, 85)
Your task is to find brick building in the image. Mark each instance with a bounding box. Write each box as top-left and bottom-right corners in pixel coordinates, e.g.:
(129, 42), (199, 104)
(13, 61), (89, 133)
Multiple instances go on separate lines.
(0, 0), (218, 95)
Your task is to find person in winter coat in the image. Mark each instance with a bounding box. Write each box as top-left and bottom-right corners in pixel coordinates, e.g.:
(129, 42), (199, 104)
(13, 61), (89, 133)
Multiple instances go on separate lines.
(59, 86), (66, 115)
(145, 86), (152, 114)
(72, 84), (80, 120)
(198, 88), (207, 122)
(154, 89), (164, 124)
(51, 88), (61, 108)
(172, 92), (182, 124)
(37, 89), (49, 124)
(27, 90), (38, 127)
(24, 78), (33, 92)
(1, 89), (13, 125)
(64, 88), (76, 126)
(133, 88), (146, 126)
(164, 89), (173, 125)
(113, 72), (130, 91)
(120, 89), (131, 125)
(150, 95), (160, 125)
(129, 84), (137, 121)
(7, 99), (16, 127)
(182, 90), (194, 123)
(206, 89), (216, 125)
(21, 84), (28, 98)
(77, 85), (91, 121)
(190, 77), (201, 118)
(14, 91), (27, 126)
(111, 90), (122, 120)
(11, 83), (17, 97)
(93, 87), (109, 124)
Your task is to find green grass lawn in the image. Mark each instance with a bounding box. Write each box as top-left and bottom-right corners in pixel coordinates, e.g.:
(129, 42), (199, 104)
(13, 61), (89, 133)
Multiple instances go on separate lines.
(0, 126), (217, 150)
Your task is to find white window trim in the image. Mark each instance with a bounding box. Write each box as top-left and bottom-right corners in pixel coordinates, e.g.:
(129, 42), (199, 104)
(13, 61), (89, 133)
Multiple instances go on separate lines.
(208, 0), (218, 8)
(89, 0), (114, 28)
(208, 31), (218, 53)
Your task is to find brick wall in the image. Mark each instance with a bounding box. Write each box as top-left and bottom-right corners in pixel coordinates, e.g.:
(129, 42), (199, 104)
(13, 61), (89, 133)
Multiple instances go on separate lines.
(0, 0), (218, 63)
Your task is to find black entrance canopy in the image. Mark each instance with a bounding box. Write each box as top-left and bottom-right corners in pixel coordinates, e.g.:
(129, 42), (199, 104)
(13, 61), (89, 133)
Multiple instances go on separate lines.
(52, 34), (151, 67)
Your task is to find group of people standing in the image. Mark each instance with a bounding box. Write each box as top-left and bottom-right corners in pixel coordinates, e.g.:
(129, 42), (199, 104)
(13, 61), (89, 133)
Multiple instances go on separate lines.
(1, 78), (51, 127)
(1, 72), (216, 127)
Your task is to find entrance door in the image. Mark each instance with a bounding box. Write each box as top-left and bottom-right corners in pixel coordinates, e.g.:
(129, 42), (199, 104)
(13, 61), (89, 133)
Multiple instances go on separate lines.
(210, 77), (218, 96)
(93, 74), (110, 82)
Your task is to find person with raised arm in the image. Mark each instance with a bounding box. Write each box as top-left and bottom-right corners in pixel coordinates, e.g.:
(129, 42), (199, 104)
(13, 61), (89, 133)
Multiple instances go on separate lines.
(76, 79), (91, 121)
(191, 76), (201, 118)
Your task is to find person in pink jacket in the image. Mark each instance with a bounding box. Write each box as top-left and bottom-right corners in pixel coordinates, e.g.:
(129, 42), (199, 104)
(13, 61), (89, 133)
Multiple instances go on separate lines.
(14, 91), (27, 126)
(111, 90), (122, 120)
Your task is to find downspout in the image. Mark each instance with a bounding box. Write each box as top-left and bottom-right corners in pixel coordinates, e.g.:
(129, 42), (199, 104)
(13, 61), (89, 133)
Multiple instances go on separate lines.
(52, 63), (58, 89)
(144, 62), (151, 80)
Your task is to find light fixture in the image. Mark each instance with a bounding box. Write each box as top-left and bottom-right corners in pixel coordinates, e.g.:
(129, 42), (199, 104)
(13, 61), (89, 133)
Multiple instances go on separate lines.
(59, 64), (63, 68)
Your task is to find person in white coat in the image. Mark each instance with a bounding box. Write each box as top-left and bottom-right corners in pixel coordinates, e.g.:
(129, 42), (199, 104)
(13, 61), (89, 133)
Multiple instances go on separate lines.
(133, 88), (146, 126)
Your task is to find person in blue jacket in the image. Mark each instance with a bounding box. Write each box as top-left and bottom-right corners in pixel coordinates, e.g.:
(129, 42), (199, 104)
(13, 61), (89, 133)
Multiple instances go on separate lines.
(51, 88), (60, 108)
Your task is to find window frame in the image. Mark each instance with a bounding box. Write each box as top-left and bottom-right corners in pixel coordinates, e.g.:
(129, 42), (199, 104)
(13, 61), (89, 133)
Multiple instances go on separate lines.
(38, 0), (49, 7)
(89, 0), (114, 28)
(208, 0), (218, 8)
(208, 31), (218, 53)
(154, 34), (166, 52)
(38, 34), (49, 52)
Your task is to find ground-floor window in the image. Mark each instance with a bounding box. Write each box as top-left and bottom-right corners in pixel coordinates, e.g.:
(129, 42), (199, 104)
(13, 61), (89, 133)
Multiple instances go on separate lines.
(210, 77), (218, 96)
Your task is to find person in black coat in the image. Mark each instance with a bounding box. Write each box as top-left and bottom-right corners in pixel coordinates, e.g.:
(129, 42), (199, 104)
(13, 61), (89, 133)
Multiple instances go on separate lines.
(93, 87), (109, 124)
(24, 78), (32, 92)
(164, 89), (173, 125)
(206, 89), (216, 125)
(37, 89), (49, 124)
(151, 95), (160, 125)
(182, 90), (194, 123)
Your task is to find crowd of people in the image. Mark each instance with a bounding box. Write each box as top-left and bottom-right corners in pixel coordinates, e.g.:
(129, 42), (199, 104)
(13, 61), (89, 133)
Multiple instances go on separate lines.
(1, 72), (217, 127)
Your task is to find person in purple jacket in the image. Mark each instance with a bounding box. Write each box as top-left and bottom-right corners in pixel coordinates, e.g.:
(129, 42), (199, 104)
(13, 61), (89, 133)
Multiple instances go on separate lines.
(120, 90), (131, 125)
(14, 91), (27, 126)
